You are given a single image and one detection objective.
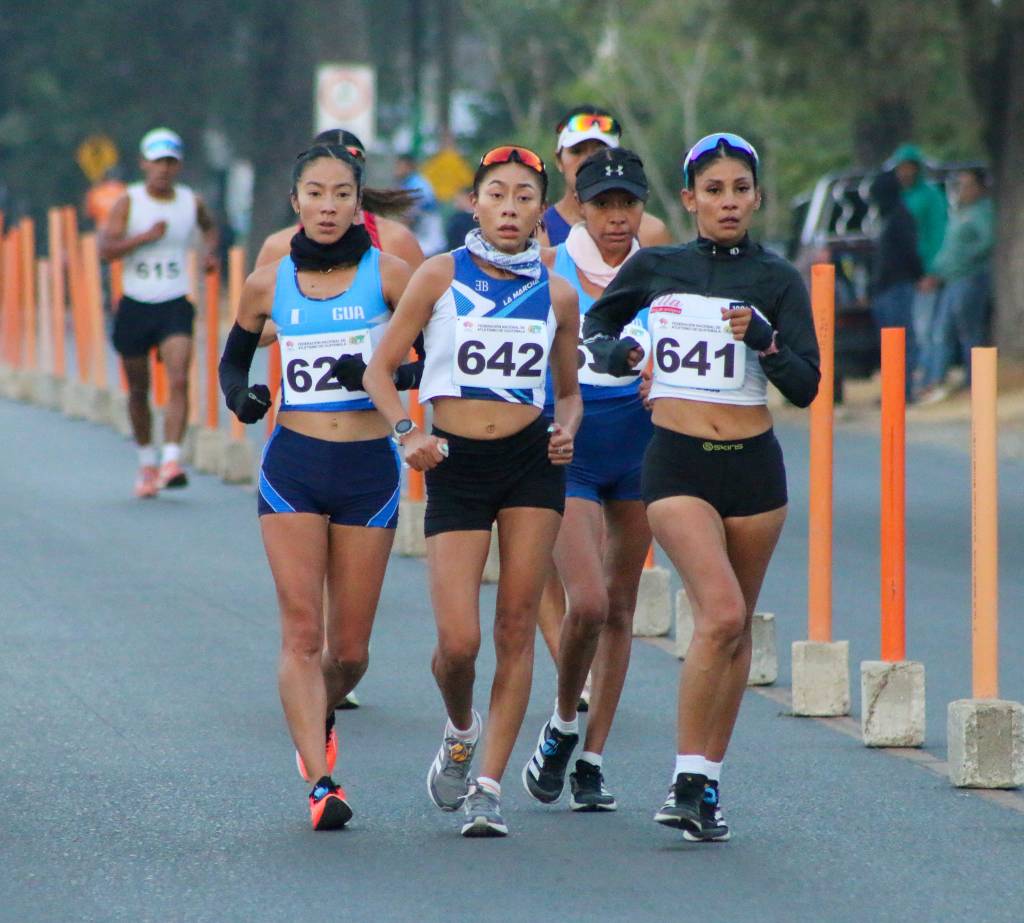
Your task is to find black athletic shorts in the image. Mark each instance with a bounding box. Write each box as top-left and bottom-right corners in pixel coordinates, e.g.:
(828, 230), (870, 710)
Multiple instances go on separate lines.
(111, 295), (195, 358)
(424, 415), (565, 537)
(641, 426), (787, 517)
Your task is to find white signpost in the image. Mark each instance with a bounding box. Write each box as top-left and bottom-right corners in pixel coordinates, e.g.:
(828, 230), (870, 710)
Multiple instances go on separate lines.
(315, 64), (376, 146)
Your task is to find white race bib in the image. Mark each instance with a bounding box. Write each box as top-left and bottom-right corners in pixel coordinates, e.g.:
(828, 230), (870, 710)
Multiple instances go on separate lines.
(577, 317), (650, 387)
(279, 328), (373, 406)
(649, 294), (746, 391)
(452, 316), (548, 390)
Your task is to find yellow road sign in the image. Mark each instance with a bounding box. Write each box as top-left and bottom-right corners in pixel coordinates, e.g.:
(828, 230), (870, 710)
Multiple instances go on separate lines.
(421, 148), (474, 203)
(76, 135), (119, 183)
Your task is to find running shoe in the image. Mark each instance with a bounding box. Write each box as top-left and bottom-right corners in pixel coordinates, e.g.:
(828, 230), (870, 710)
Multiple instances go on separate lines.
(460, 781), (508, 837)
(683, 780), (731, 842)
(134, 465), (160, 499)
(523, 720), (579, 803)
(156, 460), (188, 489)
(427, 710), (480, 810)
(309, 775), (352, 831)
(577, 671), (593, 712)
(296, 714), (338, 783)
(569, 759), (617, 811)
(336, 691), (360, 710)
(654, 772), (708, 836)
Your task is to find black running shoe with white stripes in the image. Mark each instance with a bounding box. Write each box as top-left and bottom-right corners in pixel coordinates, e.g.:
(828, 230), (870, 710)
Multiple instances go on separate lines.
(653, 772), (706, 835)
(569, 759), (616, 811)
(523, 720), (578, 803)
(683, 780), (730, 841)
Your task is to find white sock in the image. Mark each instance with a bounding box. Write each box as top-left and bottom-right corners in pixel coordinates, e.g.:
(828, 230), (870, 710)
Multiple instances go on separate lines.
(550, 710), (579, 735)
(446, 711), (480, 741)
(705, 760), (723, 784)
(674, 754), (707, 783)
(161, 443), (181, 465)
(580, 750), (602, 769)
(138, 445), (157, 467)
(476, 776), (501, 798)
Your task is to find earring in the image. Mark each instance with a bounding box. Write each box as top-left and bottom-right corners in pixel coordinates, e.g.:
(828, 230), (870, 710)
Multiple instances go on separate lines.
(472, 214), (479, 223)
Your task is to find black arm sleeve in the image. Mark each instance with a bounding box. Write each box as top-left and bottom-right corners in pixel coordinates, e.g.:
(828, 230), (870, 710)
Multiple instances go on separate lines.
(394, 359), (423, 391)
(759, 269), (821, 408)
(219, 323), (271, 422)
(581, 253), (652, 339)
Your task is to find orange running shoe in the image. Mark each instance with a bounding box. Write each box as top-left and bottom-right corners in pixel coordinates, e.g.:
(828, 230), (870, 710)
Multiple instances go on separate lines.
(309, 776), (352, 831)
(134, 465), (160, 499)
(296, 715), (338, 782)
(157, 460), (188, 489)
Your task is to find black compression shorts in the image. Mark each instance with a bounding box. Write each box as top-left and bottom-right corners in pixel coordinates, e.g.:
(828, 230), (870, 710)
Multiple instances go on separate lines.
(112, 295), (195, 358)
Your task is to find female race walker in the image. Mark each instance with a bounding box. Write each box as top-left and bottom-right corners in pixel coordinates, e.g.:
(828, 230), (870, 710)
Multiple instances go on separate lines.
(583, 133), (820, 841)
(522, 147), (654, 813)
(219, 143), (413, 830)
(364, 145), (582, 838)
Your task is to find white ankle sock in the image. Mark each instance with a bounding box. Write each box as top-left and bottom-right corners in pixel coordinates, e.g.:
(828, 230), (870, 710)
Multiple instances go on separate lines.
(580, 750), (602, 769)
(705, 760), (723, 784)
(446, 711), (480, 741)
(161, 443), (181, 465)
(674, 754), (707, 783)
(138, 445), (157, 467)
(550, 711), (579, 735)
(476, 776), (500, 797)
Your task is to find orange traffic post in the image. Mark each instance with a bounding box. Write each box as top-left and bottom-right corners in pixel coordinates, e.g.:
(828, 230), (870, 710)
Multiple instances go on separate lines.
(151, 350), (168, 407)
(644, 544), (656, 569)
(971, 347), (999, 699)
(81, 234), (108, 389)
(19, 217), (36, 371)
(266, 341), (282, 436)
(36, 260), (53, 376)
(110, 260), (124, 305)
(187, 252), (201, 427)
(879, 328), (906, 661)
(48, 208), (67, 380)
(406, 391), (426, 501)
(228, 246), (246, 441)
(205, 269), (221, 430)
(1, 230), (20, 367)
(807, 263), (835, 642)
(62, 207), (90, 384)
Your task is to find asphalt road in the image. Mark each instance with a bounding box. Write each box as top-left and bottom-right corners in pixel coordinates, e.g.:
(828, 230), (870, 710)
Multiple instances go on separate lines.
(1, 398), (1022, 923)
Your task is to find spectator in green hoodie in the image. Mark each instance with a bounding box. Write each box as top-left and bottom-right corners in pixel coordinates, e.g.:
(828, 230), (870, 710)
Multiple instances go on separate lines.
(918, 168), (994, 401)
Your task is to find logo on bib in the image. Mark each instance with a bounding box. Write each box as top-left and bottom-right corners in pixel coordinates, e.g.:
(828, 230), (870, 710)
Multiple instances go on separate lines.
(527, 323), (544, 334)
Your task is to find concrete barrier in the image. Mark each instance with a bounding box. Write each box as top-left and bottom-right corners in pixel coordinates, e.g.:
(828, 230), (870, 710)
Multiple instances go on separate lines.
(748, 612), (778, 686)
(948, 698), (1024, 788)
(194, 429), (228, 474)
(633, 566), (671, 637)
(108, 391), (133, 438)
(791, 640), (850, 716)
(84, 387), (112, 426)
(61, 381), (93, 420)
(220, 438), (255, 484)
(395, 499), (427, 557)
(860, 660), (925, 747)
(481, 527), (500, 584)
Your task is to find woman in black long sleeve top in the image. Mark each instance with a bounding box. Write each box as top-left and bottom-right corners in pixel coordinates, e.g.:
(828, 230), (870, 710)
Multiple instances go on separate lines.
(582, 133), (820, 842)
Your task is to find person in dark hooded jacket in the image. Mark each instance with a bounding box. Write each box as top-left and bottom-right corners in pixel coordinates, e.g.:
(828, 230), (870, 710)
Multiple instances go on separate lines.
(869, 170), (922, 400)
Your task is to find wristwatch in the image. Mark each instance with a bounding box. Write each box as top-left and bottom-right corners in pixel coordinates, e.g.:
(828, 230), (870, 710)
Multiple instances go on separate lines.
(392, 418), (417, 443)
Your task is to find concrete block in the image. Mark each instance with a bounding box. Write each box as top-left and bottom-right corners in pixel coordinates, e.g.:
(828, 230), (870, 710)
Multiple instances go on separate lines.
(61, 380), (93, 419)
(748, 612), (778, 686)
(633, 566), (671, 637)
(33, 374), (64, 411)
(85, 387), (112, 426)
(0, 364), (15, 399)
(220, 438), (256, 484)
(791, 640), (850, 716)
(675, 589), (694, 658)
(193, 428), (228, 474)
(180, 424), (201, 465)
(948, 698), (1024, 789)
(481, 526), (500, 584)
(17, 369), (43, 403)
(395, 498), (427, 557)
(108, 391), (133, 438)
(860, 660), (925, 747)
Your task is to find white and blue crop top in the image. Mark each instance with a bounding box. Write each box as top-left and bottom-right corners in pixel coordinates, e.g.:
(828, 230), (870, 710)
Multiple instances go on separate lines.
(544, 243), (649, 407)
(271, 249), (391, 413)
(418, 247), (557, 409)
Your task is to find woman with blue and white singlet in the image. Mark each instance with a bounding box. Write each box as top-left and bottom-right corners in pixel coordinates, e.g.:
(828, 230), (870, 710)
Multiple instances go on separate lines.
(521, 147), (654, 814)
(364, 145), (583, 838)
(219, 144), (416, 831)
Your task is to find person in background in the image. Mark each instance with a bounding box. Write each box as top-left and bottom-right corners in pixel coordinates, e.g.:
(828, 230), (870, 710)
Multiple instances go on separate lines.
(889, 144), (947, 387)
(868, 170), (922, 400)
(395, 152), (446, 255)
(917, 168), (994, 403)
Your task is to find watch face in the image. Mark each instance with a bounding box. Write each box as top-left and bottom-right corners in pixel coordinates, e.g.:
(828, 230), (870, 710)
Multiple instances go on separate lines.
(394, 420), (413, 435)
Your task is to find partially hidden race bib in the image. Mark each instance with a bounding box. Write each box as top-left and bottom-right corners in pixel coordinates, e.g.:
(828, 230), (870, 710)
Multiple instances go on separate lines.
(279, 328), (373, 407)
(649, 294), (746, 391)
(577, 316), (650, 387)
(453, 316), (548, 390)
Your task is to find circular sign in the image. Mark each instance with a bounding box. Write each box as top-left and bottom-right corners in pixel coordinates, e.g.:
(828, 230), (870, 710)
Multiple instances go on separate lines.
(318, 69), (373, 123)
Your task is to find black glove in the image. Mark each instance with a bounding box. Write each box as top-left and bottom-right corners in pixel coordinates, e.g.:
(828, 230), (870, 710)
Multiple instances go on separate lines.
(583, 334), (642, 377)
(742, 309), (775, 353)
(394, 359), (424, 391)
(330, 354), (368, 391)
(227, 384), (272, 424)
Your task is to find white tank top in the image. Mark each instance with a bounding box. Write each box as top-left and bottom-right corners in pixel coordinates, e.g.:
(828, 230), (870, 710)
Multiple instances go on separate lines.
(122, 182), (197, 303)
(647, 292), (769, 406)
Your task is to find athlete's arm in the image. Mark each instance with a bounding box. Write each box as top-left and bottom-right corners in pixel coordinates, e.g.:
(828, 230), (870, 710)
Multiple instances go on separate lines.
(547, 275), (583, 463)
(218, 266), (276, 422)
(254, 227), (293, 268)
(195, 196), (220, 273)
(376, 217), (425, 269)
(756, 264), (821, 408)
(363, 255), (453, 470)
(98, 195), (164, 262)
(540, 247), (557, 270)
(638, 213), (673, 247)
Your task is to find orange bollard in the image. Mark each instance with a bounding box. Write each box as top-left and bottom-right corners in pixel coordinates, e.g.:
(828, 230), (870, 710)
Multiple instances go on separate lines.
(644, 544), (656, 569)
(807, 264), (835, 642)
(187, 252), (200, 426)
(81, 234), (108, 389)
(1, 231), (20, 366)
(48, 208), (67, 379)
(879, 328), (906, 661)
(110, 260), (123, 305)
(205, 269), (221, 429)
(266, 341), (282, 436)
(62, 207), (90, 384)
(19, 218), (36, 371)
(152, 349), (168, 407)
(228, 246), (246, 441)
(971, 347), (999, 699)
(406, 391), (426, 501)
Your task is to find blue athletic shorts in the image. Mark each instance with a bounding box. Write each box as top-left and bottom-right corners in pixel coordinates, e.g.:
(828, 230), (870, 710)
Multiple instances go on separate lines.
(563, 394), (653, 504)
(258, 425), (401, 528)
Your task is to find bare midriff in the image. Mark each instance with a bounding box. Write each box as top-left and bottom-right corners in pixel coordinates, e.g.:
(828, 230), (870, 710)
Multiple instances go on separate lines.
(651, 398), (773, 441)
(431, 397), (541, 440)
(276, 408), (391, 442)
